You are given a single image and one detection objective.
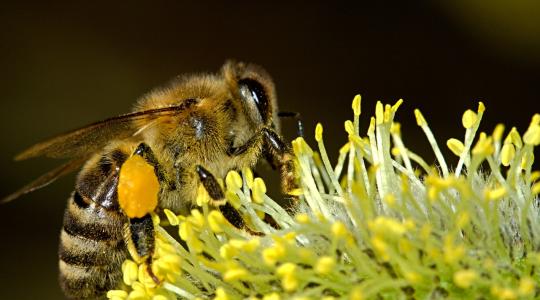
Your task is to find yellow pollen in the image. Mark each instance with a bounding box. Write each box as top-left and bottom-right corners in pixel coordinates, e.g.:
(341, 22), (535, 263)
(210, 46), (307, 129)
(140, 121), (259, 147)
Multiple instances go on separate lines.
(491, 286), (517, 300)
(477, 101), (485, 113)
(392, 99), (403, 113)
(414, 109), (427, 127)
(447, 138), (465, 156)
(208, 210), (226, 233)
(368, 216), (406, 236)
(492, 124), (505, 142)
(224, 268), (249, 282)
(390, 122), (401, 135)
(243, 167), (254, 189)
(263, 293), (280, 300)
(344, 120), (355, 135)
(225, 171), (243, 191)
(225, 190), (241, 209)
(368, 117), (375, 134)
(501, 143), (515, 166)
(404, 271), (421, 284)
(189, 209), (205, 228)
(518, 277), (535, 296)
(352, 94), (361, 116)
(371, 236), (389, 261)
(485, 186), (507, 201)
(219, 244), (237, 259)
(531, 113), (540, 126)
(349, 286), (364, 300)
(252, 178), (267, 204)
(456, 211), (470, 228)
(331, 221), (348, 237)
(276, 262), (296, 277)
(214, 288), (229, 300)
(375, 101), (384, 125)
(118, 155), (159, 218)
(384, 104), (392, 122)
(383, 194), (396, 207)
(281, 274), (298, 292)
(315, 123), (323, 142)
(315, 256), (335, 275)
(472, 133), (494, 156)
(138, 263), (157, 288)
(523, 123), (540, 146)
(531, 182), (540, 195)
(295, 213), (310, 224)
(121, 260), (138, 286)
(509, 127), (523, 148)
(339, 143), (351, 154)
(462, 109), (477, 129)
(196, 184), (211, 206)
(163, 209), (179, 226)
(530, 171), (540, 182)
(262, 243), (286, 266)
(107, 290), (128, 299)
(453, 269), (477, 288)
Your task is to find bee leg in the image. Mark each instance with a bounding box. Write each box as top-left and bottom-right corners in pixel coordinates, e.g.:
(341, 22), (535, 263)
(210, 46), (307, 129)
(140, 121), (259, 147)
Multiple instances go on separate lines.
(133, 143), (165, 181)
(261, 128), (298, 197)
(126, 214), (160, 284)
(196, 165), (225, 201)
(278, 111), (304, 137)
(226, 135), (259, 156)
(121, 144), (163, 284)
(196, 165), (259, 233)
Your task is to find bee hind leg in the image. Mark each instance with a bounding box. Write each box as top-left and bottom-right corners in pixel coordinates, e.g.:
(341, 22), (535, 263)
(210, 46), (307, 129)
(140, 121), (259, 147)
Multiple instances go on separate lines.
(125, 214), (160, 284)
(121, 143), (164, 284)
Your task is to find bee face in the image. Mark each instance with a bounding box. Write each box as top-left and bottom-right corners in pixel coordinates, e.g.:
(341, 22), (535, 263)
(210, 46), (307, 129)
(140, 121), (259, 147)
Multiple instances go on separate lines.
(132, 61), (280, 172)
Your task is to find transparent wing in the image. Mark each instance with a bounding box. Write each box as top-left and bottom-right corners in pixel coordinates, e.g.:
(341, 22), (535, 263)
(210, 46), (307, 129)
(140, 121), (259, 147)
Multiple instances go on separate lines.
(1, 157), (87, 203)
(15, 106), (186, 160)
(3, 105), (188, 203)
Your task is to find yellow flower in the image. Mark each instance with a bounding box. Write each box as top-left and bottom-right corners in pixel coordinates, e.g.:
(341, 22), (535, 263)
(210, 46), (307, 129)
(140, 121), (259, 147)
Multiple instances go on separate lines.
(453, 269), (478, 288)
(315, 256), (335, 275)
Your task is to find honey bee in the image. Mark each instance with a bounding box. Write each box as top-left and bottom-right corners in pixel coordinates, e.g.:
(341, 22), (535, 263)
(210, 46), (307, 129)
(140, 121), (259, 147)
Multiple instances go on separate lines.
(3, 61), (300, 299)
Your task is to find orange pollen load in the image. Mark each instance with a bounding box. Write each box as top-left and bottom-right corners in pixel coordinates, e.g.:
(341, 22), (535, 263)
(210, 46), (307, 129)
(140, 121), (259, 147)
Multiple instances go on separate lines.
(118, 155), (160, 218)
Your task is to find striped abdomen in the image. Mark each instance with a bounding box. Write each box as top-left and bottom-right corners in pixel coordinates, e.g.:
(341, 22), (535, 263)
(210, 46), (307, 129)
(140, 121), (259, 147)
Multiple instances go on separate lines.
(59, 151), (129, 299)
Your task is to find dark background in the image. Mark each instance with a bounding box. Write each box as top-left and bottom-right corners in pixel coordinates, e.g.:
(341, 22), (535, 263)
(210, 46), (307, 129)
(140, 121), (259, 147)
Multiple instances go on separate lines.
(1, 1), (539, 299)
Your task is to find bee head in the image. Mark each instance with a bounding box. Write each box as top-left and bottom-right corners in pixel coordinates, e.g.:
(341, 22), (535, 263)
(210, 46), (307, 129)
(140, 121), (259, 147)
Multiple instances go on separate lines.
(223, 61), (280, 132)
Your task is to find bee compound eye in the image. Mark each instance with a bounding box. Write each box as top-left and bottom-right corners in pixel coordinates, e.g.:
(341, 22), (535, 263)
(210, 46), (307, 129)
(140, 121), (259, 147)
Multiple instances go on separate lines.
(238, 78), (269, 123)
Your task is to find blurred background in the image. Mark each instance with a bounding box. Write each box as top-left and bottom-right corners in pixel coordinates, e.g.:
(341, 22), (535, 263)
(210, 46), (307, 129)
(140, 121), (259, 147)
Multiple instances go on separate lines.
(1, 1), (539, 298)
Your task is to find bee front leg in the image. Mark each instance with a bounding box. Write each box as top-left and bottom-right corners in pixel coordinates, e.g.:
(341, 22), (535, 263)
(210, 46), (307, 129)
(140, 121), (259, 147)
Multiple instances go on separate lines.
(261, 128), (299, 197)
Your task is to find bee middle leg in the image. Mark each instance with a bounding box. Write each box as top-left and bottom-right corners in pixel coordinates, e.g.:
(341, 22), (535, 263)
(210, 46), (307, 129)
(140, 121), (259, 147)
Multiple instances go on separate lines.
(196, 165), (252, 232)
(227, 127), (298, 198)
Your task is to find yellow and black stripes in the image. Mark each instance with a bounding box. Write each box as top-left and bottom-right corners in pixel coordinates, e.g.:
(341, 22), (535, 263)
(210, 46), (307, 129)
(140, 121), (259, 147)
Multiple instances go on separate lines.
(59, 149), (129, 299)
(59, 191), (127, 299)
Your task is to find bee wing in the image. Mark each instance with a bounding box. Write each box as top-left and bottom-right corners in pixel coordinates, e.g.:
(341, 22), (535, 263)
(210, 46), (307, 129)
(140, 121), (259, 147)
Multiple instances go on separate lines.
(15, 106), (186, 160)
(1, 157), (88, 203)
(3, 105), (187, 203)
